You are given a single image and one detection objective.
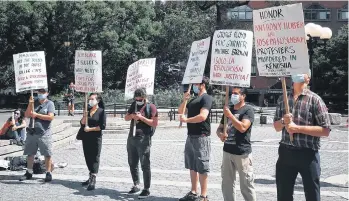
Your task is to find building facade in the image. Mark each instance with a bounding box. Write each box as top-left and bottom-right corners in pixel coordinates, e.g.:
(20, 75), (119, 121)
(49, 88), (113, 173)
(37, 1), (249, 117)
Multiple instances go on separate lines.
(227, 1), (348, 106)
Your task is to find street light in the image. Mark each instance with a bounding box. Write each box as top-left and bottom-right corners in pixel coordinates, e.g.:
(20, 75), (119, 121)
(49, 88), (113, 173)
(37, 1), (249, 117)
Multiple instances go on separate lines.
(64, 36), (71, 74)
(304, 23), (332, 92)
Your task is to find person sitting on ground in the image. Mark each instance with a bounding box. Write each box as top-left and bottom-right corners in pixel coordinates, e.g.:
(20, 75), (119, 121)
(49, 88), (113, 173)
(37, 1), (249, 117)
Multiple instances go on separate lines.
(0, 109), (26, 146)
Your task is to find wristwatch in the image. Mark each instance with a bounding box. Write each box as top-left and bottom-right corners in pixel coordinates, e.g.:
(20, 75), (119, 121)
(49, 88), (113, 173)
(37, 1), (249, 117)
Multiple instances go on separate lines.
(281, 118), (285, 125)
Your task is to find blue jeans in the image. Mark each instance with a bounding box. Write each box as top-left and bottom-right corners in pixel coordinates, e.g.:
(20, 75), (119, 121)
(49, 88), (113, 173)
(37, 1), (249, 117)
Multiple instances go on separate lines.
(9, 123), (26, 141)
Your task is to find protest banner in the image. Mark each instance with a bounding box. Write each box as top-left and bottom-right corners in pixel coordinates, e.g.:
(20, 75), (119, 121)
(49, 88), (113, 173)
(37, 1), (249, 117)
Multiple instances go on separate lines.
(13, 51), (48, 93)
(210, 30), (253, 87)
(125, 58), (156, 137)
(253, 3), (309, 77)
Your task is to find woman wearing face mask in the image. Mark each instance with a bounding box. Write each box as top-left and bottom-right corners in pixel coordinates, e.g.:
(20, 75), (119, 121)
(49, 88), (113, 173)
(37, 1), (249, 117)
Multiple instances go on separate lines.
(0, 109), (26, 146)
(80, 93), (106, 191)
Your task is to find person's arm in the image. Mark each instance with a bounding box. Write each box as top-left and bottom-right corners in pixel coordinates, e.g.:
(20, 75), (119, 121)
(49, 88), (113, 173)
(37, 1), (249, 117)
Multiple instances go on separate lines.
(25, 96), (34, 118)
(138, 104), (159, 127)
(273, 96), (284, 132)
(178, 92), (190, 115)
(35, 102), (55, 121)
(88, 109), (106, 132)
(125, 102), (135, 121)
(16, 119), (27, 129)
(80, 111), (88, 126)
(226, 107), (253, 133)
(185, 95), (212, 123)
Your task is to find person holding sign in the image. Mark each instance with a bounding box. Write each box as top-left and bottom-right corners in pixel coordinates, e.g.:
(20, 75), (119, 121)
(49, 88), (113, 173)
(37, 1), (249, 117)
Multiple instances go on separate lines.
(216, 87), (256, 201)
(124, 88), (158, 199)
(178, 77), (212, 201)
(79, 93), (106, 191)
(273, 71), (331, 201)
(20, 88), (55, 182)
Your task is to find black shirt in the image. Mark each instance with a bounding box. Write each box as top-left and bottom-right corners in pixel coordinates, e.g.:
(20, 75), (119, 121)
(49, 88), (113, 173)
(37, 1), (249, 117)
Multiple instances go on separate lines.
(82, 107), (106, 138)
(220, 104), (254, 155)
(127, 101), (158, 137)
(186, 93), (213, 136)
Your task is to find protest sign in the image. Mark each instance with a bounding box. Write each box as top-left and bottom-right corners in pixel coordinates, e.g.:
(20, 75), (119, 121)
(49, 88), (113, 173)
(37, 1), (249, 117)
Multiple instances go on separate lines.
(253, 3), (309, 77)
(125, 58), (156, 100)
(182, 37), (210, 84)
(13, 51), (48, 93)
(74, 50), (102, 93)
(210, 30), (253, 87)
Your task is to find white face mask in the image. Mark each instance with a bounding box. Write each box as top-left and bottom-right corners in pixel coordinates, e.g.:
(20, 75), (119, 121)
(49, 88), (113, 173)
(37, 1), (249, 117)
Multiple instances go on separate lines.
(89, 99), (98, 107)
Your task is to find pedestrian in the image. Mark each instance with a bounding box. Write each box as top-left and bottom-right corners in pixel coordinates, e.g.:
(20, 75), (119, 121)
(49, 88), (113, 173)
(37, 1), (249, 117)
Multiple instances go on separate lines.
(20, 88), (55, 182)
(273, 71), (331, 201)
(124, 88), (158, 199)
(65, 82), (75, 116)
(0, 109), (27, 146)
(178, 77), (213, 201)
(216, 87), (256, 201)
(80, 93), (106, 191)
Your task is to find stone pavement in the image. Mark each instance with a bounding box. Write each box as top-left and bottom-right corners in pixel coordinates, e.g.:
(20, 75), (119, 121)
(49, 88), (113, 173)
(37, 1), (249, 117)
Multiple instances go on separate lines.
(0, 123), (348, 201)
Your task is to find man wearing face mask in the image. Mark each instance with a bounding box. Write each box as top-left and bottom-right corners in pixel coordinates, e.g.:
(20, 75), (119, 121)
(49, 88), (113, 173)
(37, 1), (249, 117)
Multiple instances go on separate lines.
(273, 70), (331, 201)
(21, 88), (55, 182)
(124, 88), (158, 199)
(216, 87), (256, 201)
(178, 77), (213, 201)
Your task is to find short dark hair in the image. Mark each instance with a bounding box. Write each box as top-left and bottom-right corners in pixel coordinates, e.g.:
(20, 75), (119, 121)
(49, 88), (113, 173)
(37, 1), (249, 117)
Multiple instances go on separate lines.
(134, 88), (147, 98)
(201, 76), (210, 88)
(231, 87), (248, 96)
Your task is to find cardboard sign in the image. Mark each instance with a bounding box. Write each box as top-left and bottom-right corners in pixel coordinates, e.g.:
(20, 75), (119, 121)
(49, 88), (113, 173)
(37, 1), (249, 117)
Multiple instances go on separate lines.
(182, 37), (211, 84)
(125, 58), (156, 100)
(13, 51), (48, 93)
(210, 30), (253, 87)
(74, 50), (102, 93)
(253, 3), (309, 77)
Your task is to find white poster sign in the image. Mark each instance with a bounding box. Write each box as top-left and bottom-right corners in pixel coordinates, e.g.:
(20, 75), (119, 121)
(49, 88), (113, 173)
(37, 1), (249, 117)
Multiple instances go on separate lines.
(13, 51), (48, 93)
(253, 3), (309, 77)
(182, 37), (211, 84)
(74, 50), (102, 93)
(210, 30), (253, 87)
(125, 58), (156, 100)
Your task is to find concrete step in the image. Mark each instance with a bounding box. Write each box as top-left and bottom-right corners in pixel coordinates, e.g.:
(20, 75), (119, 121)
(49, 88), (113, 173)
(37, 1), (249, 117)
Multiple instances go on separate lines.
(102, 129), (129, 135)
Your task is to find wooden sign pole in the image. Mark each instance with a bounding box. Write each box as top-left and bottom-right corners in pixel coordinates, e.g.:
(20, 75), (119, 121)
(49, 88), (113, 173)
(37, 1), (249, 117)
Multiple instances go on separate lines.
(31, 90), (34, 128)
(179, 84), (192, 128)
(281, 77), (293, 142)
(223, 86), (229, 134)
(85, 93), (88, 128)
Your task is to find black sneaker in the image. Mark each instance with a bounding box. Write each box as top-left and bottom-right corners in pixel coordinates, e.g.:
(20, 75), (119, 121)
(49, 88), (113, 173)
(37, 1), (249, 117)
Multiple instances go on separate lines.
(128, 185), (141, 195)
(179, 191), (198, 201)
(44, 172), (52, 182)
(138, 189), (150, 199)
(197, 195), (209, 201)
(19, 171), (32, 181)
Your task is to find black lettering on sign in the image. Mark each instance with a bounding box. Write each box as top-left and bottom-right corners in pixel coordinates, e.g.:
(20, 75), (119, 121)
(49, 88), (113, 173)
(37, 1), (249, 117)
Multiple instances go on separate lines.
(231, 49), (249, 57)
(259, 9), (284, 20)
(265, 62), (292, 70)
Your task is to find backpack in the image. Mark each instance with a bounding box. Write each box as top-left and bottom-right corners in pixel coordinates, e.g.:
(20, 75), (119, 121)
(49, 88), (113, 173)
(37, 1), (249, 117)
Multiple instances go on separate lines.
(144, 103), (156, 136)
(7, 156), (27, 171)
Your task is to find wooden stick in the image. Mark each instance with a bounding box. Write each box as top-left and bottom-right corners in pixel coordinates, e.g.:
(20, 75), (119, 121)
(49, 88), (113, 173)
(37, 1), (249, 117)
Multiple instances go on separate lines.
(281, 77), (293, 142)
(223, 86), (229, 134)
(179, 84), (192, 128)
(31, 90), (34, 128)
(85, 93), (88, 128)
(132, 101), (137, 137)
(11, 111), (15, 126)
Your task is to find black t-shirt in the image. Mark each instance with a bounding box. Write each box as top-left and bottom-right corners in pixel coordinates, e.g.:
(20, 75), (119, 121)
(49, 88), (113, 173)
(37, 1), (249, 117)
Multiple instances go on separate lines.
(127, 101), (158, 137)
(81, 107), (106, 138)
(220, 104), (254, 155)
(186, 93), (213, 136)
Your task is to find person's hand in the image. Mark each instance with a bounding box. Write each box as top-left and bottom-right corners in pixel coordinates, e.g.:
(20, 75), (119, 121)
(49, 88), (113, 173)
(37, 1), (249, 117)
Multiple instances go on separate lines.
(182, 92), (190, 102)
(217, 132), (228, 142)
(134, 112), (143, 121)
(84, 126), (91, 132)
(31, 112), (38, 118)
(285, 122), (300, 134)
(283, 113), (293, 124)
(180, 115), (188, 123)
(83, 111), (88, 117)
(223, 106), (232, 118)
(29, 96), (34, 103)
(12, 126), (17, 131)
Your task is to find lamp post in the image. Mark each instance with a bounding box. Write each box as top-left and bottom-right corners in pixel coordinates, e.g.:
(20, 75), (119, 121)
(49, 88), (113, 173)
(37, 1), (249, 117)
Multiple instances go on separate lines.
(64, 36), (71, 75)
(304, 23), (332, 92)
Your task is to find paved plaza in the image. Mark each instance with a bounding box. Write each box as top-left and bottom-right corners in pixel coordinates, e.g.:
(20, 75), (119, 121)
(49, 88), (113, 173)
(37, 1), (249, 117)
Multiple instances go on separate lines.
(0, 123), (348, 201)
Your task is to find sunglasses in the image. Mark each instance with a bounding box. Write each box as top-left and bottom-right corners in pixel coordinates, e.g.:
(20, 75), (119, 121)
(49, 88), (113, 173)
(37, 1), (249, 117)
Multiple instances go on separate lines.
(14, 112), (20, 115)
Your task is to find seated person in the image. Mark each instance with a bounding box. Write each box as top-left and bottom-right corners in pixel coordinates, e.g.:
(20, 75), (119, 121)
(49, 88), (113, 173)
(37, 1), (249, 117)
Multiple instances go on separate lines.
(0, 109), (26, 146)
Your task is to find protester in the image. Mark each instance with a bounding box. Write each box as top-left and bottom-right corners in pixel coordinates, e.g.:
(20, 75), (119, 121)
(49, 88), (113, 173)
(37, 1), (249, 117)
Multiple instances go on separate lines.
(20, 88), (55, 182)
(216, 87), (256, 201)
(0, 109), (26, 146)
(65, 82), (75, 116)
(79, 93), (106, 191)
(124, 88), (158, 199)
(178, 77), (213, 201)
(273, 71), (331, 201)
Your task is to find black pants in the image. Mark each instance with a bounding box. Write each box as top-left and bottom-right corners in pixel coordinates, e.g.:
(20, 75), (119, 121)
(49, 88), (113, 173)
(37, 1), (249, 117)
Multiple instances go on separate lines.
(276, 145), (321, 201)
(127, 135), (151, 189)
(82, 136), (102, 174)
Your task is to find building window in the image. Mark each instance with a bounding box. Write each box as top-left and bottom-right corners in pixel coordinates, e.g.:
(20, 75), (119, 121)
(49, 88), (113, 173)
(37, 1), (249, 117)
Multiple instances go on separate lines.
(338, 5), (348, 20)
(304, 4), (331, 21)
(227, 5), (253, 21)
(251, 57), (257, 76)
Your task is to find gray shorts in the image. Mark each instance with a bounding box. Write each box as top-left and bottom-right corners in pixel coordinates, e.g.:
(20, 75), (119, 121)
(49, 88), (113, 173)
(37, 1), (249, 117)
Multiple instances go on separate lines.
(184, 135), (211, 174)
(23, 132), (53, 156)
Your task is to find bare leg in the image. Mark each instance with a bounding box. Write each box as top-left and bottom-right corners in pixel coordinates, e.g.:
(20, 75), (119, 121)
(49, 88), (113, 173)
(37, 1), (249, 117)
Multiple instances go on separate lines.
(190, 170), (199, 194)
(71, 103), (75, 114)
(199, 173), (208, 197)
(45, 156), (52, 172)
(27, 155), (34, 169)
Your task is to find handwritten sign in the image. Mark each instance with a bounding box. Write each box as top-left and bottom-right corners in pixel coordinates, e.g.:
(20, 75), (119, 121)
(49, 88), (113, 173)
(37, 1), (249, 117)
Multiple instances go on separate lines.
(13, 51), (48, 93)
(125, 58), (156, 100)
(74, 50), (102, 93)
(253, 3), (309, 77)
(210, 30), (253, 87)
(182, 37), (211, 84)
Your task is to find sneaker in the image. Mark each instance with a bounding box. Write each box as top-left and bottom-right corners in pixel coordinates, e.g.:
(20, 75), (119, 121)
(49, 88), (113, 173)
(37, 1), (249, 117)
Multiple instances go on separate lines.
(197, 195), (209, 201)
(44, 172), (52, 182)
(19, 171), (32, 181)
(16, 140), (24, 146)
(128, 185), (141, 195)
(179, 191), (198, 201)
(138, 189), (150, 199)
